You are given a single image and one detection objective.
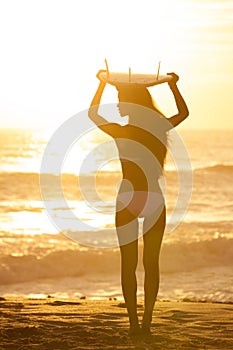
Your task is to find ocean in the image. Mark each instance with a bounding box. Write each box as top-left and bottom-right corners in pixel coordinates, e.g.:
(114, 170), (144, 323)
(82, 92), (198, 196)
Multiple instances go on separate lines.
(0, 127), (232, 303)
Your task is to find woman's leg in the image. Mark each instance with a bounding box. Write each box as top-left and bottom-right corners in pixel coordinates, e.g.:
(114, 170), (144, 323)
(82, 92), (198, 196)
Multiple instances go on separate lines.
(142, 206), (166, 331)
(116, 205), (140, 332)
(120, 237), (139, 331)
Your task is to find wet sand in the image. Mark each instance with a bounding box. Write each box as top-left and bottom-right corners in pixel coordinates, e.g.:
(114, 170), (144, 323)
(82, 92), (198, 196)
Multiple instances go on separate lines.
(0, 297), (232, 349)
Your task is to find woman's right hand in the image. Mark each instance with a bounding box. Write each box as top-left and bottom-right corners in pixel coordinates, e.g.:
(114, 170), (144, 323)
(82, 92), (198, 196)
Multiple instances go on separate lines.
(167, 72), (179, 87)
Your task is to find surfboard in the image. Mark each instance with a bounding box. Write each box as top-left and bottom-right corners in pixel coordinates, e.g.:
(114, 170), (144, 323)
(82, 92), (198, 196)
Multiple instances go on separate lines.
(99, 71), (173, 87)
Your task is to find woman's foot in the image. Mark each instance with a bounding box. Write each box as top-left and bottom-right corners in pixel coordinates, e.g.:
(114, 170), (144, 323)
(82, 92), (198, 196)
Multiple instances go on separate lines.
(141, 314), (152, 335)
(128, 323), (141, 337)
(141, 323), (151, 335)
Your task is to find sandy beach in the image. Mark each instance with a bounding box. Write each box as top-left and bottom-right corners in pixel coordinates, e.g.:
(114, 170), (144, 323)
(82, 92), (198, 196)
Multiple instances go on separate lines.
(0, 297), (232, 350)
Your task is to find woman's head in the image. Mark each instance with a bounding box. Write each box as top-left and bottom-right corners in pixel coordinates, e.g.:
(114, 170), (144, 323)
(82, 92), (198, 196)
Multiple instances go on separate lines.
(116, 85), (161, 117)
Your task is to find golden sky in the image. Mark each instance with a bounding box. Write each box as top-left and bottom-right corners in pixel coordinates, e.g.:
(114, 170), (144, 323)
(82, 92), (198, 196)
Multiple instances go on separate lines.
(0, 0), (232, 129)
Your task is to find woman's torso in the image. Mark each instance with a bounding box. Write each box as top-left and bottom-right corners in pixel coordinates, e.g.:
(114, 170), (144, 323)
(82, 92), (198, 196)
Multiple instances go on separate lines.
(115, 124), (167, 192)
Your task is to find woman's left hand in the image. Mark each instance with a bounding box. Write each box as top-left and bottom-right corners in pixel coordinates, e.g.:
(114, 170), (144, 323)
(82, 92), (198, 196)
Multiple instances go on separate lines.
(96, 69), (107, 81)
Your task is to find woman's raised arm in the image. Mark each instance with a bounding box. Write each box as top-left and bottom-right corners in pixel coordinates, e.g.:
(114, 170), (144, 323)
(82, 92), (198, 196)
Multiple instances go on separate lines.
(88, 70), (109, 127)
(166, 73), (189, 127)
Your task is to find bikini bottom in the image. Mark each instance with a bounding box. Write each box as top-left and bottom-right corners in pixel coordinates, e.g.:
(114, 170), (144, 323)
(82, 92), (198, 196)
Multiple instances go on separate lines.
(116, 190), (165, 246)
(116, 190), (164, 218)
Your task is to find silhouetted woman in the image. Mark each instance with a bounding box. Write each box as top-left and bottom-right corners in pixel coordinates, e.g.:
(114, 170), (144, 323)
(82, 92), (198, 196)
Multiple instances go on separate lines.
(88, 70), (189, 335)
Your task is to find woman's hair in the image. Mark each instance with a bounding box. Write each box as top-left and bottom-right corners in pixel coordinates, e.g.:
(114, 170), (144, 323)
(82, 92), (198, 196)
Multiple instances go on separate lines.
(117, 85), (165, 116)
(117, 85), (167, 169)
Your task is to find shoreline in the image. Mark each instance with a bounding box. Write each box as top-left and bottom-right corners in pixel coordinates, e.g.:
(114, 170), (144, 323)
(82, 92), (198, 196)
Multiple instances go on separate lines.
(1, 297), (233, 349)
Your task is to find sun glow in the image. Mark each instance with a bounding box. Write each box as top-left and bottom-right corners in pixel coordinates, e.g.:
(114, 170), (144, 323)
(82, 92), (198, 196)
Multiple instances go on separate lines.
(0, 0), (232, 129)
